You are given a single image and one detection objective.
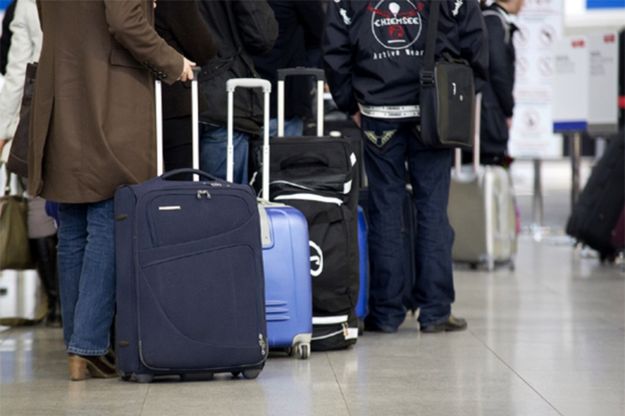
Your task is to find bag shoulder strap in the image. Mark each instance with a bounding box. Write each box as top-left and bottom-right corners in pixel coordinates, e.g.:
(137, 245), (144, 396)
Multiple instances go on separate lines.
(482, 9), (512, 44)
(422, 0), (441, 84)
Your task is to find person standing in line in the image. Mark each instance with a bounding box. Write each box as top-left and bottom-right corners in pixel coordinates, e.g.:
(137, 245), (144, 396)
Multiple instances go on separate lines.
(197, 0), (277, 184)
(252, 0), (325, 137)
(29, 0), (195, 381)
(324, 0), (488, 333)
(155, 0), (217, 172)
(476, 0), (524, 166)
(0, 0), (60, 326)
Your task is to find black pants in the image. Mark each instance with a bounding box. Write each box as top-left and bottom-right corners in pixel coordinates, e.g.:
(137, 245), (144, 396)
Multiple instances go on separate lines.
(361, 116), (455, 328)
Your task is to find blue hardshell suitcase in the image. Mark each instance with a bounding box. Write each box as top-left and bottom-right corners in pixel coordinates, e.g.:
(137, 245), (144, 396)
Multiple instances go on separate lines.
(356, 206), (369, 323)
(230, 78), (313, 358)
(261, 204), (312, 358)
(115, 75), (267, 383)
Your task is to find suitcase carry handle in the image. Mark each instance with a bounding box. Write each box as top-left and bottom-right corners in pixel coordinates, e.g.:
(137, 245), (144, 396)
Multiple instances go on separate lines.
(226, 78), (271, 200)
(160, 168), (222, 182)
(155, 67), (202, 179)
(277, 67), (325, 138)
(280, 154), (329, 170)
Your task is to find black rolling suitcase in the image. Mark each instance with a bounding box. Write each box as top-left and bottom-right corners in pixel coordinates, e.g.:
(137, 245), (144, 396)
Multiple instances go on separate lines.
(115, 73), (268, 383)
(266, 68), (360, 350)
(566, 133), (625, 261)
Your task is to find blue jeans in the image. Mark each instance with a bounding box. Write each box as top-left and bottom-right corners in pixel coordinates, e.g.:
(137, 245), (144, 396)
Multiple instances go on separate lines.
(199, 124), (250, 184)
(361, 116), (455, 328)
(267, 117), (304, 138)
(57, 199), (115, 355)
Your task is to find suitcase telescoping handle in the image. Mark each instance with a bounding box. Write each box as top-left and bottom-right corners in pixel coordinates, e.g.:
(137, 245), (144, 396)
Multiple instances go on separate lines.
(155, 67), (202, 179)
(226, 78), (272, 199)
(277, 67), (325, 138)
(454, 93), (482, 175)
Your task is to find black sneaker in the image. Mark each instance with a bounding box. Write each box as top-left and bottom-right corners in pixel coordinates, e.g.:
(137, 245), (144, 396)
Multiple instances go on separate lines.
(420, 315), (467, 333)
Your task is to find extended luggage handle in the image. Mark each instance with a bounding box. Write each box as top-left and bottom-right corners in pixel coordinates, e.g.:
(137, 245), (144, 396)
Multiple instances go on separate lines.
(454, 93), (482, 175)
(276, 67), (325, 138)
(226, 78), (272, 199)
(155, 67), (202, 179)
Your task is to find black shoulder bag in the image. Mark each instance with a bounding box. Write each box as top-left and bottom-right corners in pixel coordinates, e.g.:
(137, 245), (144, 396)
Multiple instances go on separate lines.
(418, 1), (475, 149)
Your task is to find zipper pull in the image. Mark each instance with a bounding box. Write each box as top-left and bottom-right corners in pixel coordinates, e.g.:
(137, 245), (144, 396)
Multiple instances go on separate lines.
(196, 190), (211, 200)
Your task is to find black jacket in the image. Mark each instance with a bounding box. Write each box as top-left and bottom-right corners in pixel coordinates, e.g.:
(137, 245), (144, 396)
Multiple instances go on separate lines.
(155, 0), (217, 120)
(480, 2), (517, 156)
(252, 0), (325, 119)
(323, 0), (488, 116)
(0, 0), (17, 75)
(199, 0), (278, 134)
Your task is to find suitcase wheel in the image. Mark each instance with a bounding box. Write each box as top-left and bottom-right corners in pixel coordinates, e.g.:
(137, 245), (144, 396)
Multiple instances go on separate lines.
(133, 374), (154, 383)
(119, 373), (132, 382)
(242, 368), (262, 380)
(294, 343), (310, 360)
(231, 371), (241, 378)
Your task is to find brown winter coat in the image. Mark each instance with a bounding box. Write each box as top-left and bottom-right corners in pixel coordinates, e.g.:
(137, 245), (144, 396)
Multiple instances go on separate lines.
(28, 0), (183, 203)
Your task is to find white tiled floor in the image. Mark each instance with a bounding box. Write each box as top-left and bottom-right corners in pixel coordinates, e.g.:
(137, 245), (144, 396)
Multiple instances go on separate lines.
(1, 236), (623, 416)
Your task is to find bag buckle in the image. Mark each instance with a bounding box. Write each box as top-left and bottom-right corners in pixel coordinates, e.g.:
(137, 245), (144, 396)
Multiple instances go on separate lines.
(420, 70), (435, 86)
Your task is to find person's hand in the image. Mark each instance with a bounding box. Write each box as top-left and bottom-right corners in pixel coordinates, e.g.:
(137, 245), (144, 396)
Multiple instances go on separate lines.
(506, 117), (513, 130)
(179, 58), (196, 82)
(0, 139), (8, 155)
(351, 111), (361, 128)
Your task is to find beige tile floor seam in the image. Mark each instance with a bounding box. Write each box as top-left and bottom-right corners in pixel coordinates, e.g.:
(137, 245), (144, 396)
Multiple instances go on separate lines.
(466, 329), (565, 416)
(325, 351), (354, 416)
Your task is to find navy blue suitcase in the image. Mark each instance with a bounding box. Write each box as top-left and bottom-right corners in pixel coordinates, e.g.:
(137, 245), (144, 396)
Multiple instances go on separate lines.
(228, 79), (313, 359)
(115, 75), (267, 383)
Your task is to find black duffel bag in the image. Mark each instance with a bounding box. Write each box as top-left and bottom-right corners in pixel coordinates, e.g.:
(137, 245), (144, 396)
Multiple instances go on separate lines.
(270, 183), (359, 351)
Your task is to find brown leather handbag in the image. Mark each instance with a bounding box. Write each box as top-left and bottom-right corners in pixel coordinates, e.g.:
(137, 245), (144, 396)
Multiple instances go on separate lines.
(7, 62), (37, 178)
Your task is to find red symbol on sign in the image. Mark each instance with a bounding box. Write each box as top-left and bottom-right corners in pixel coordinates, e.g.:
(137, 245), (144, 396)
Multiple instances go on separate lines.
(604, 34), (616, 43)
(571, 39), (585, 48)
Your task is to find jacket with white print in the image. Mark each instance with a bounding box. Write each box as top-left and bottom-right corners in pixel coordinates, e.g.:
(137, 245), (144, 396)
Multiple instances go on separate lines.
(323, 0), (489, 117)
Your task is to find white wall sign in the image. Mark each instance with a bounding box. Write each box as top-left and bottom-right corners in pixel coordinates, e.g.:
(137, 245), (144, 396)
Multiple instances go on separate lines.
(552, 36), (590, 132)
(587, 32), (619, 134)
(509, 0), (564, 159)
